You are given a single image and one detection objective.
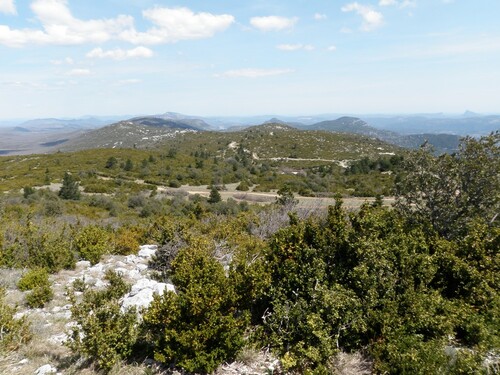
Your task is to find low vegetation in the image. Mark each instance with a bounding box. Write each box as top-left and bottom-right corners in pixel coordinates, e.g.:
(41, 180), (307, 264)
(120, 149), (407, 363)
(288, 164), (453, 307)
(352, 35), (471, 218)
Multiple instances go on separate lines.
(0, 132), (498, 374)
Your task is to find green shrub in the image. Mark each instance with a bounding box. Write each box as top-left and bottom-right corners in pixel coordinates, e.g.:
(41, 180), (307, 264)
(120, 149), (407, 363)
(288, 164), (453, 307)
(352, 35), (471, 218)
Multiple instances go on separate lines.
(74, 225), (110, 265)
(0, 288), (31, 351)
(18, 268), (53, 308)
(68, 270), (137, 373)
(143, 245), (247, 373)
(236, 181), (250, 191)
(18, 268), (50, 291)
(168, 180), (181, 188)
(258, 201), (499, 373)
(113, 228), (140, 255)
(26, 284), (54, 308)
(23, 186), (35, 199)
(59, 172), (81, 200)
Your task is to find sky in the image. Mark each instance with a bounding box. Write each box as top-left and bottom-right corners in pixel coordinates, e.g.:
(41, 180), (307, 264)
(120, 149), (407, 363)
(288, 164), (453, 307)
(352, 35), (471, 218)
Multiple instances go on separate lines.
(0, 0), (499, 119)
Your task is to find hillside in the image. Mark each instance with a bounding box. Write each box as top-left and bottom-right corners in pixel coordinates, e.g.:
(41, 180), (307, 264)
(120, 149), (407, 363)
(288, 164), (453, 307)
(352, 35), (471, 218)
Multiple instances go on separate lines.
(303, 116), (461, 153)
(61, 118), (202, 151)
(62, 119), (400, 161)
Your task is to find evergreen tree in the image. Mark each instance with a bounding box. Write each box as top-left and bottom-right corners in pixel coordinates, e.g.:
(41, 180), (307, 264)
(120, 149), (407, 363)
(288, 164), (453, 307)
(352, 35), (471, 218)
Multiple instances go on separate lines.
(58, 172), (80, 200)
(123, 158), (134, 171)
(208, 186), (221, 204)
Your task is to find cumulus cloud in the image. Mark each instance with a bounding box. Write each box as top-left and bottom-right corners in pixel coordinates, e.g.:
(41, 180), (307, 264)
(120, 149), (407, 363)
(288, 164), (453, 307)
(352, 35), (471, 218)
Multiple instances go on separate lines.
(87, 46), (153, 60)
(379, 0), (397, 6)
(400, 0), (417, 7)
(277, 43), (314, 51)
(327, 45), (337, 51)
(0, 1), (234, 47)
(379, 0), (417, 7)
(66, 68), (91, 76)
(250, 16), (298, 31)
(0, 0), (134, 47)
(341, 2), (384, 31)
(314, 13), (327, 20)
(120, 7), (234, 44)
(0, 0), (16, 15)
(216, 68), (294, 78)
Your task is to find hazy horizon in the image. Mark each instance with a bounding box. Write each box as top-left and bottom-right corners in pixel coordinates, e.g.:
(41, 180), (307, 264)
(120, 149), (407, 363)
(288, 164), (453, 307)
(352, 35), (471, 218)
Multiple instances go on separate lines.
(1, 0), (499, 118)
(2, 110), (500, 125)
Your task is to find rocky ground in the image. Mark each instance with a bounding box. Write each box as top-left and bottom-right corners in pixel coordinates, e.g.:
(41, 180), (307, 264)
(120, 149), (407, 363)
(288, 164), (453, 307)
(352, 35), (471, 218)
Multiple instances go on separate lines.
(0, 245), (280, 375)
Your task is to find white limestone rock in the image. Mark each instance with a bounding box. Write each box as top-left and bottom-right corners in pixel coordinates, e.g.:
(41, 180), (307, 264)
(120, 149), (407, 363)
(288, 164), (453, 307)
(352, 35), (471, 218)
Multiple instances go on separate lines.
(138, 244), (158, 259)
(34, 364), (57, 375)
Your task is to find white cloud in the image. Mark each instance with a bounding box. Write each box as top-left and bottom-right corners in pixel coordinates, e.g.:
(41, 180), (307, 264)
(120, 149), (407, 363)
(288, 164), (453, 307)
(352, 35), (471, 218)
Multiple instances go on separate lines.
(314, 13), (327, 20)
(0, 0), (134, 47)
(87, 46), (153, 60)
(216, 68), (294, 78)
(277, 43), (314, 51)
(379, 0), (417, 8)
(250, 16), (298, 32)
(327, 45), (337, 51)
(400, 0), (417, 8)
(120, 7), (234, 44)
(379, 0), (397, 6)
(66, 68), (91, 76)
(277, 43), (302, 51)
(0, 1), (234, 47)
(50, 57), (74, 65)
(341, 2), (384, 31)
(0, 0), (16, 15)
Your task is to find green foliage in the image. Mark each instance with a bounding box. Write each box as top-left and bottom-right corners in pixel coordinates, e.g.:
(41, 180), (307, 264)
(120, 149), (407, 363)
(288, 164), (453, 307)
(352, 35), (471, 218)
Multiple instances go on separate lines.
(123, 158), (134, 171)
(105, 156), (118, 169)
(276, 185), (298, 206)
(236, 180), (250, 191)
(18, 267), (54, 308)
(258, 202), (499, 373)
(0, 288), (31, 352)
(113, 226), (141, 255)
(0, 218), (75, 272)
(208, 186), (222, 204)
(73, 225), (110, 265)
(68, 270), (137, 373)
(17, 267), (50, 291)
(58, 172), (81, 200)
(26, 284), (54, 308)
(395, 132), (500, 239)
(143, 244), (247, 373)
(23, 186), (35, 199)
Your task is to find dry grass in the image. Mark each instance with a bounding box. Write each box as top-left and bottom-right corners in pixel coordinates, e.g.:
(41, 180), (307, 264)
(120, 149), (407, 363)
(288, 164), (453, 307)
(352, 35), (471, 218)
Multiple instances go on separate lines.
(330, 351), (373, 375)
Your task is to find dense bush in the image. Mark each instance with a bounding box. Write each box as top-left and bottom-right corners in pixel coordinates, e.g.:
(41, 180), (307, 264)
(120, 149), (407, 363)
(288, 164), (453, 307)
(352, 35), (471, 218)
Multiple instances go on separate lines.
(18, 267), (54, 308)
(0, 288), (31, 352)
(257, 200), (499, 373)
(73, 225), (110, 265)
(68, 270), (137, 373)
(143, 244), (248, 373)
(395, 132), (499, 239)
(26, 284), (54, 308)
(17, 267), (50, 291)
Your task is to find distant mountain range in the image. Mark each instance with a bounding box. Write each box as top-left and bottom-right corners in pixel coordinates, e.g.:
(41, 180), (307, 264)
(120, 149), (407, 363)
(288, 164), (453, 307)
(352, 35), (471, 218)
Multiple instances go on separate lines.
(298, 116), (461, 152)
(0, 111), (498, 156)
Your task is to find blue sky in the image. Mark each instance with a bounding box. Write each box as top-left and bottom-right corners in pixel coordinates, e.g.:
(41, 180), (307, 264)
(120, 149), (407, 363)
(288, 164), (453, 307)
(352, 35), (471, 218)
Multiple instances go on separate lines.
(0, 0), (499, 119)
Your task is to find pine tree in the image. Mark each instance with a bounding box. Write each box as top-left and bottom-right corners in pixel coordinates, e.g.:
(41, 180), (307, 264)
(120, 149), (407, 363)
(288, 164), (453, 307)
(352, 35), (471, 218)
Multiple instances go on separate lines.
(208, 186), (221, 204)
(59, 172), (80, 200)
